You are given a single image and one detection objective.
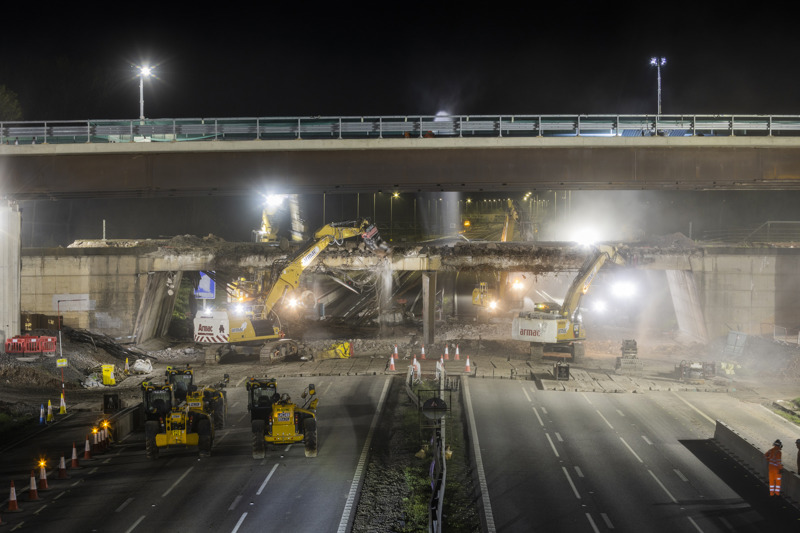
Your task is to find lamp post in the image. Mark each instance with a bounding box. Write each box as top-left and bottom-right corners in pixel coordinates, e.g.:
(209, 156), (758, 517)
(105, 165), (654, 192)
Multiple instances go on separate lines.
(391, 192), (399, 241)
(650, 57), (666, 115)
(137, 66), (153, 121)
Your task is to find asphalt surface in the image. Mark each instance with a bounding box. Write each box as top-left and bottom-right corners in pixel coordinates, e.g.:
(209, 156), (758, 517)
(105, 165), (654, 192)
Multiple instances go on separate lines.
(0, 376), (390, 533)
(2, 348), (799, 532)
(464, 380), (800, 532)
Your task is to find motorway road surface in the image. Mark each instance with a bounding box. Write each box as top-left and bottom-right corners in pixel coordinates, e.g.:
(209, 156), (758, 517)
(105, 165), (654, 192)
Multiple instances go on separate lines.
(464, 379), (800, 532)
(0, 376), (390, 533)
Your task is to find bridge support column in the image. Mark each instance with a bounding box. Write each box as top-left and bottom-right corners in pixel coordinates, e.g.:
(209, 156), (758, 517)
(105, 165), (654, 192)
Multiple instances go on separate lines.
(665, 270), (708, 343)
(0, 201), (21, 349)
(132, 271), (182, 345)
(422, 272), (437, 347)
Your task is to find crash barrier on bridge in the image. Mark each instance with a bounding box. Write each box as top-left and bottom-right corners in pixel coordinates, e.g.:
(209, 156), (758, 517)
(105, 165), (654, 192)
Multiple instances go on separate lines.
(713, 420), (800, 506)
(7, 114), (800, 144)
(4, 335), (57, 354)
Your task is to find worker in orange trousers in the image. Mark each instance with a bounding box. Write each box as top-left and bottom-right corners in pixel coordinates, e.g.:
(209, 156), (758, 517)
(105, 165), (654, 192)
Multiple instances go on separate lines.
(765, 439), (783, 496)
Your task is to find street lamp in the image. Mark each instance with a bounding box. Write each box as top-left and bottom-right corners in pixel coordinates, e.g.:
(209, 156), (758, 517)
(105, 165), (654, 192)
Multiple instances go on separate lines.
(650, 57), (666, 115)
(137, 66), (153, 120)
(391, 192), (399, 240)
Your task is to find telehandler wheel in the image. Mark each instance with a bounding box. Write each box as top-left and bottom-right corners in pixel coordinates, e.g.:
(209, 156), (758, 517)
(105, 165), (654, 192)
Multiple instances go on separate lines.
(213, 398), (226, 429)
(252, 420), (266, 459)
(198, 419), (212, 457)
(304, 418), (318, 458)
(145, 420), (159, 460)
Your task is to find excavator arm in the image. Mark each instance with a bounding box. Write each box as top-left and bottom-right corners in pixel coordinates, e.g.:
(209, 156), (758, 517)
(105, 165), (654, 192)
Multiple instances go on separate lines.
(560, 244), (625, 320)
(258, 219), (387, 319)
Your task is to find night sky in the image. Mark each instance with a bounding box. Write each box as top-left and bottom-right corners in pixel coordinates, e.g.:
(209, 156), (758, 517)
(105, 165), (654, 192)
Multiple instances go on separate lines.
(5, 5), (800, 246)
(4, 5), (800, 120)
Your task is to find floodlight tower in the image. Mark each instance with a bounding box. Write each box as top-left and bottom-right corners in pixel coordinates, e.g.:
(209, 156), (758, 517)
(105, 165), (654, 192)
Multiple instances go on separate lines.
(137, 66), (153, 121)
(650, 57), (666, 115)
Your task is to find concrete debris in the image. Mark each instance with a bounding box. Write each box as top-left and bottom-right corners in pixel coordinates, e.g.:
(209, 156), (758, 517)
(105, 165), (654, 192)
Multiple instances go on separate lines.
(130, 359), (153, 374)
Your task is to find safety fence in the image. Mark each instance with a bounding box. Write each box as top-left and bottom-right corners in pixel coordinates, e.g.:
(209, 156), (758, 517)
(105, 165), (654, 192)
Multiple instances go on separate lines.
(4, 335), (57, 354)
(713, 420), (800, 507)
(5, 114), (800, 145)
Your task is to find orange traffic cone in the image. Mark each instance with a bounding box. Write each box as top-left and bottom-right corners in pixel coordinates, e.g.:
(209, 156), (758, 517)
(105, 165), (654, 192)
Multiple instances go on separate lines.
(71, 442), (80, 468)
(83, 435), (92, 460)
(38, 464), (49, 490)
(388, 355), (396, 372)
(465, 355), (471, 373)
(420, 344), (426, 360)
(7, 481), (20, 511)
(455, 344), (460, 360)
(393, 344), (399, 359)
(28, 470), (39, 501)
(444, 345), (450, 360)
(58, 456), (69, 479)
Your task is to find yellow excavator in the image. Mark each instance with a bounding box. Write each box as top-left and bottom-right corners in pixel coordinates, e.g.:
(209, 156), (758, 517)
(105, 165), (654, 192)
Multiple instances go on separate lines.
(195, 219), (388, 363)
(472, 200), (519, 314)
(511, 244), (625, 360)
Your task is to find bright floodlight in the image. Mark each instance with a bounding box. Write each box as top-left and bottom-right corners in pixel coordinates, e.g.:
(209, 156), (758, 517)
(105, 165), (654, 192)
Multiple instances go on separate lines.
(612, 281), (637, 299)
(650, 57), (666, 66)
(265, 194), (287, 207)
(592, 300), (607, 313)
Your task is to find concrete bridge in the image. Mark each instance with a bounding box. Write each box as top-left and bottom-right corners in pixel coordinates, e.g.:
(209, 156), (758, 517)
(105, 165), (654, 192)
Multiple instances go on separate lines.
(8, 234), (800, 351)
(5, 115), (800, 199)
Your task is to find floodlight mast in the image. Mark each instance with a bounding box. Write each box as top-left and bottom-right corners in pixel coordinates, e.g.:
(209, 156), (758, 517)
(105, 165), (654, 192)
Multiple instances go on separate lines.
(650, 57), (666, 115)
(137, 66), (153, 121)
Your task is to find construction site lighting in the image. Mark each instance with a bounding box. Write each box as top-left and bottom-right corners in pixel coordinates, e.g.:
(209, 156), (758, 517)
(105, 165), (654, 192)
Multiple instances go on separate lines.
(612, 281), (637, 299)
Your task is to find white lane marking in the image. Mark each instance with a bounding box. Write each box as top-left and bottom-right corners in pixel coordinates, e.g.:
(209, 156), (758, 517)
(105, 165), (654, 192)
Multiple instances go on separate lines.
(216, 432), (228, 443)
(574, 466), (584, 478)
(33, 503), (48, 515)
(545, 433), (560, 457)
(88, 467), (98, 474)
(642, 435), (653, 445)
(237, 413), (249, 423)
(585, 513), (600, 533)
(687, 516), (705, 532)
(649, 469), (678, 503)
(616, 409), (625, 417)
(462, 379), (497, 533)
(601, 513), (615, 529)
(229, 495), (242, 510)
(555, 432), (563, 442)
(284, 445), (292, 452)
(337, 378), (392, 533)
(103, 458), (112, 464)
(541, 407), (548, 415)
(162, 466), (194, 497)
(323, 382), (333, 396)
(674, 469), (688, 482)
(719, 516), (734, 530)
(124, 515), (146, 533)
(236, 376), (248, 387)
(116, 497), (134, 512)
(231, 512), (248, 533)
(231, 402), (239, 409)
(619, 437), (643, 463)
(671, 392), (715, 425)
(256, 464), (279, 495)
(532, 407), (544, 427)
(54, 490), (66, 500)
(11, 522), (24, 531)
(582, 393), (593, 405)
(596, 410), (614, 430)
(562, 467), (581, 499)
(522, 387), (532, 403)
(71, 480), (82, 487)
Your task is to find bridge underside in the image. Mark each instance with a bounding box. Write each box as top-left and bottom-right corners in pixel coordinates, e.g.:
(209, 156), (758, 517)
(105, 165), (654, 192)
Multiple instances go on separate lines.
(4, 137), (800, 199)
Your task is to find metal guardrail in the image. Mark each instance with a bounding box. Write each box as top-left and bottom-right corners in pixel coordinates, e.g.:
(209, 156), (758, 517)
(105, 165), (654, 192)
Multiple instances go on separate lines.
(701, 221), (800, 245)
(4, 114), (800, 145)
